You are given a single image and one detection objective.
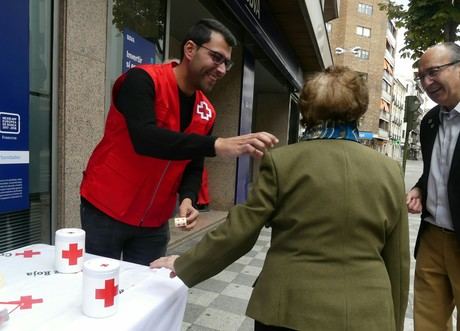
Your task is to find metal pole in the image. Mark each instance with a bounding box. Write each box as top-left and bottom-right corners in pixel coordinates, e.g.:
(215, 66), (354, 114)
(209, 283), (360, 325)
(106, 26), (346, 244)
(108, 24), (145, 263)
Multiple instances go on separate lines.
(402, 126), (411, 174)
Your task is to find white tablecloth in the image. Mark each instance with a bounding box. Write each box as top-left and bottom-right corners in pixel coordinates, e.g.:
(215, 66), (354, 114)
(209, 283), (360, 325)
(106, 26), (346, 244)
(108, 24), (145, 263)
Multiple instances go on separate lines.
(0, 244), (187, 331)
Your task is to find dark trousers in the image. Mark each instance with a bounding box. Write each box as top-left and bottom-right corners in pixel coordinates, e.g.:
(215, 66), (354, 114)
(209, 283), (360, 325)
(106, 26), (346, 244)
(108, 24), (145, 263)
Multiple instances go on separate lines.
(80, 198), (170, 266)
(255, 321), (296, 331)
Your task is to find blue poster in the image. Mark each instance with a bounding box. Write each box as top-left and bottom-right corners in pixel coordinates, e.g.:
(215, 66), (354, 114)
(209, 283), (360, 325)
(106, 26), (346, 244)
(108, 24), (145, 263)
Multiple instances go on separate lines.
(122, 28), (155, 73)
(0, 1), (30, 213)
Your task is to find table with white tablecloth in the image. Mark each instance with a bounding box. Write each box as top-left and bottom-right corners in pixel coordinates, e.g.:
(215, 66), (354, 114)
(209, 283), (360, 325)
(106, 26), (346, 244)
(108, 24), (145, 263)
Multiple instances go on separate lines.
(0, 244), (187, 331)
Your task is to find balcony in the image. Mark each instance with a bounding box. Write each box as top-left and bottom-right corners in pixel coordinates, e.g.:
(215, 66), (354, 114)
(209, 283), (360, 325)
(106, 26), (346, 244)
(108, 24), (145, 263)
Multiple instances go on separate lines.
(380, 110), (390, 122)
(383, 70), (394, 84)
(384, 49), (395, 66)
(378, 128), (389, 139)
(386, 29), (396, 48)
(381, 90), (392, 103)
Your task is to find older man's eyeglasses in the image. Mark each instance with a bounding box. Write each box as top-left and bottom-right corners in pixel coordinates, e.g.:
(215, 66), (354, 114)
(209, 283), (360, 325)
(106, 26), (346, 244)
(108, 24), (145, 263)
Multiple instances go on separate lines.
(415, 60), (460, 82)
(198, 44), (234, 71)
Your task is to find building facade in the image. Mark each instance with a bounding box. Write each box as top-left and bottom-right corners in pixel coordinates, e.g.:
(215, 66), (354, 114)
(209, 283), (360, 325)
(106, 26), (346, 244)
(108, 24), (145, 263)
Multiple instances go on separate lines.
(0, 0), (338, 251)
(327, 0), (396, 153)
(389, 78), (406, 160)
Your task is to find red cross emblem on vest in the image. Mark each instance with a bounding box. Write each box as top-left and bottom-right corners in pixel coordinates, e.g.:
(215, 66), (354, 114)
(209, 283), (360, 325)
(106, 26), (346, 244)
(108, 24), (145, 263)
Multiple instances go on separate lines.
(15, 250), (40, 258)
(61, 243), (83, 265)
(95, 279), (118, 307)
(196, 101), (212, 121)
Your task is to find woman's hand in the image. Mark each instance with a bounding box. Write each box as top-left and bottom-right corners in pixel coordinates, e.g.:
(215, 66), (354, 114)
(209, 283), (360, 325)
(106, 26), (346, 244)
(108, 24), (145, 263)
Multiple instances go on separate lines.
(150, 255), (179, 278)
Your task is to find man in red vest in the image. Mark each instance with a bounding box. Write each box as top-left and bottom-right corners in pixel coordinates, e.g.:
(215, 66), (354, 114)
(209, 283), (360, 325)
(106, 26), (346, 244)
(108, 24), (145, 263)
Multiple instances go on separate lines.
(80, 18), (278, 266)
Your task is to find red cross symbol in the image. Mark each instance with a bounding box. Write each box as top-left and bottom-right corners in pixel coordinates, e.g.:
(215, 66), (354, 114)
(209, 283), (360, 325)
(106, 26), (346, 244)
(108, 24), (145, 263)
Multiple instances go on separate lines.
(15, 250), (40, 258)
(0, 295), (43, 309)
(95, 279), (118, 307)
(61, 243), (83, 265)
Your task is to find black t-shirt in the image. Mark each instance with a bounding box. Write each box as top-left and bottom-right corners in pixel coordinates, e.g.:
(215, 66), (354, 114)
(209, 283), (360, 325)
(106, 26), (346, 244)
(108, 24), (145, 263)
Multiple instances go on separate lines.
(115, 68), (217, 204)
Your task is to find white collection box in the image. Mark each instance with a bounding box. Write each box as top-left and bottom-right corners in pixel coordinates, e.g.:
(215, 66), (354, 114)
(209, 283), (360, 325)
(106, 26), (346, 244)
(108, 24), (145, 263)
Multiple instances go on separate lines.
(54, 228), (85, 273)
(82, 258), (120, 318)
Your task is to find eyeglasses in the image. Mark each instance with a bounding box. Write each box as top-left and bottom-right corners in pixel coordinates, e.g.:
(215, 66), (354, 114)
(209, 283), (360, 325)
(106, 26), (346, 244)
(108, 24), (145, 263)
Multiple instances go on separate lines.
(198, 44), (234, 71)
(415, 60), (460, 82)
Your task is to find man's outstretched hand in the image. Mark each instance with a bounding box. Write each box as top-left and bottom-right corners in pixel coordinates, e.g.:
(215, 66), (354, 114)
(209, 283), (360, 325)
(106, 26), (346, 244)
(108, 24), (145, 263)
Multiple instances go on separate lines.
(214, 132), (279, 159)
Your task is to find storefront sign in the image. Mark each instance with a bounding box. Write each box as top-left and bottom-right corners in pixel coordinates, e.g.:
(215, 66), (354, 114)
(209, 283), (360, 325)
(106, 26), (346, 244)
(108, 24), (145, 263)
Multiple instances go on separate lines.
(122, 28), (155, 73)
(0, 1), (30, 213)
(359, 131), (374, 140)
(245, 0), (261, 20)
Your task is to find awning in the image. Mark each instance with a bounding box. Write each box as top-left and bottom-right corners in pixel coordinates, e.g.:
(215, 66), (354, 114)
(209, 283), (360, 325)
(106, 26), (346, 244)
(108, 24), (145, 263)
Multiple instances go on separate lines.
(380, 100), (390, 112)
(384, 59), (394, 75)
(359, 131), (374, 140)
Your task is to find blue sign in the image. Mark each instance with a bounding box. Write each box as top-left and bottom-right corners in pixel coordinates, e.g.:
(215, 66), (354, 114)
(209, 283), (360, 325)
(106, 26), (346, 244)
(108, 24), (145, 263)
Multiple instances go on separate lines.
(359, 131), (374, 140)
(0, 1), (30, 213)
(122, 28), (155, 73)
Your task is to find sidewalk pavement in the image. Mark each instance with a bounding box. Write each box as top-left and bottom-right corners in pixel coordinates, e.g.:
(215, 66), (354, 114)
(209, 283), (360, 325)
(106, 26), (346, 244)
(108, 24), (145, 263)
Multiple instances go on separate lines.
(166, 159), (429, 331)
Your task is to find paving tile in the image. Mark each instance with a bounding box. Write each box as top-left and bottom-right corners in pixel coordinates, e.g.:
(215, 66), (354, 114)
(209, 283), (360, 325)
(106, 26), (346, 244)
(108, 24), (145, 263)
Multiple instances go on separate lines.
(235, 256), (252, 265)
(183, 303), (207, 323)
(221, 283), (253, 300)
(257, 235), (270, 242)
(241, 265), (262, 277)
(211, 270), (238, 283)
(225, 262), (246, 273)
(211, 294), (248, 315)
(233, 273), (257, 287)
(194, 307), (246, 331)
(243, 250), (258, 258)
(238, 317), (254, 331)
(195, 278), (230, 293)
(187, 288), (220, 306)
(251, 245), (264, 252)
(254, 251), (267, 260)
(248, 258), (265, 268)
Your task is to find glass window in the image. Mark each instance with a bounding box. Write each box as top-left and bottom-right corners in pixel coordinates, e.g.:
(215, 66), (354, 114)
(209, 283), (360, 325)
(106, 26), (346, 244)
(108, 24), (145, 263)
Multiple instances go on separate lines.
(1, 0), (53, 252)
(357, 49), (370, 60)
(382, 80), (392, 93)
(106, 0), (167, 110)
(356, 26), (371, 37)
(358, 3), (373, 16)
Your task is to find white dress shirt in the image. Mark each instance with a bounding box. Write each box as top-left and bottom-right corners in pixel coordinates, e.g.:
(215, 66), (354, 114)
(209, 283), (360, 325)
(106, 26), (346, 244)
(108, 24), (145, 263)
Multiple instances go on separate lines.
(425, 102), (460, 230)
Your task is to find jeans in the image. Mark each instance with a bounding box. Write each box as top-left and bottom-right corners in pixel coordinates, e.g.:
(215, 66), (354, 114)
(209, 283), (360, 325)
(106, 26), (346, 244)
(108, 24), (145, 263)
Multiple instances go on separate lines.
(80, 198), (170, 266)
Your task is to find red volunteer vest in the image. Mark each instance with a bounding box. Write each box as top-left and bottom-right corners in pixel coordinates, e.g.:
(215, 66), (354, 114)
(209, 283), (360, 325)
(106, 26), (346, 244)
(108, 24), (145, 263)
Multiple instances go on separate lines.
(80, 63), (216, 227)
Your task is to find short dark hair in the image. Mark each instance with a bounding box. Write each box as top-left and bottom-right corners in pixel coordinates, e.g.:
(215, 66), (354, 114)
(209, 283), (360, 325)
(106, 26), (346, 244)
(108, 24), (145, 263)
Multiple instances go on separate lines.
(180, 18), (237, 59)
(299, 66), (369, 127)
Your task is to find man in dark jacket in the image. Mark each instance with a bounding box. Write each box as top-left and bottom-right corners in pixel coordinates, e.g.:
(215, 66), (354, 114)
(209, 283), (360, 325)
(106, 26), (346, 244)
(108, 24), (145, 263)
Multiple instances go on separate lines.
(406, 42), (460, 330)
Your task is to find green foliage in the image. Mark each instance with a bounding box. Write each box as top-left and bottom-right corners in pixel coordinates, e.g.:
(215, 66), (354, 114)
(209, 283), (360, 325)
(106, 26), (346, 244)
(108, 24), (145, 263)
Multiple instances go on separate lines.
(379, 0), (460, 60)
(112, 0), (166, 41)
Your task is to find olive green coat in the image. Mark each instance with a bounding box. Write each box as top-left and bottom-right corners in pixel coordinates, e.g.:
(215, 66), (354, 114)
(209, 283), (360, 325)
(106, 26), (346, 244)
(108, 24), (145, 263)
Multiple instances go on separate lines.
(176, 140), (409, 331)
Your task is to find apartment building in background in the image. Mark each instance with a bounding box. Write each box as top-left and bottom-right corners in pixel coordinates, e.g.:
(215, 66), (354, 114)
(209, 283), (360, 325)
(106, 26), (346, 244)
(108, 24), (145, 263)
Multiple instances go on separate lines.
(390, 78), (407, 160)
(327, 0), (397, 154)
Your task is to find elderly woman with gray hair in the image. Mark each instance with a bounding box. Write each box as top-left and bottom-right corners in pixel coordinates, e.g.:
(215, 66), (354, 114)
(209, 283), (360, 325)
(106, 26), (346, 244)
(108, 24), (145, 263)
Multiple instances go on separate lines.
(151, 66), (409, 331)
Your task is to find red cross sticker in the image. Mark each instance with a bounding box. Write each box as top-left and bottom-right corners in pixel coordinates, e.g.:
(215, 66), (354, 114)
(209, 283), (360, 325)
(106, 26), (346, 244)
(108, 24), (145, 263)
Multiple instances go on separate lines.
(15, 250), (40, 258)
(61, 243), (83, 265)
(0, 295), (43, 309)
(95, 279), (118, 307)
